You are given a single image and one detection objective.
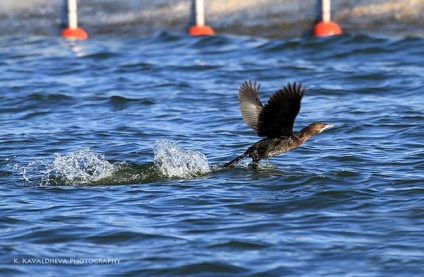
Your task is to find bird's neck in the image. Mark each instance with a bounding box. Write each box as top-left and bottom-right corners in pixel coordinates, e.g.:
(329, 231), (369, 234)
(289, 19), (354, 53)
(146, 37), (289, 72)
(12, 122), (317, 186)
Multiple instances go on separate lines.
(298, 124), (316, 143)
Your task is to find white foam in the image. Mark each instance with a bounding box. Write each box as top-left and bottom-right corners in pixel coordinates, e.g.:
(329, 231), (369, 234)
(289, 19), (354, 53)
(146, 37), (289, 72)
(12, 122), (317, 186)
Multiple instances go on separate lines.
(153, 139), (210, 178)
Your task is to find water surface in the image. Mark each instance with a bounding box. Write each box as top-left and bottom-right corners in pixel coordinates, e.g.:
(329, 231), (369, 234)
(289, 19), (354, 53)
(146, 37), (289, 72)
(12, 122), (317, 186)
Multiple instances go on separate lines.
(1, 33), (424, 276)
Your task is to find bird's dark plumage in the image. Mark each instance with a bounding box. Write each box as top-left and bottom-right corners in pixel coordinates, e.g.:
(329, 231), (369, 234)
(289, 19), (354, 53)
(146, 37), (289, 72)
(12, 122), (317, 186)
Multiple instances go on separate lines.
(224, 80), (332, 168)
(239, 80), (304, 138)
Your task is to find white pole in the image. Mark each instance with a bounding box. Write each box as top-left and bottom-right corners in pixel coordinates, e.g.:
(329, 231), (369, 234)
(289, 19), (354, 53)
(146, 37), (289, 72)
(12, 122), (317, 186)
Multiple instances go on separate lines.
(194, 0), (205, 26)
(322, 0), (331, 22)
(67, 0), (78, 29)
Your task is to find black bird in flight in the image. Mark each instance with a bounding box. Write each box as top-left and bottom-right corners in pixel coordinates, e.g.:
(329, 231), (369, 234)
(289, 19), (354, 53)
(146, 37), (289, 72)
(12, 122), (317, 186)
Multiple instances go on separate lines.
(224, 80), (333, 168)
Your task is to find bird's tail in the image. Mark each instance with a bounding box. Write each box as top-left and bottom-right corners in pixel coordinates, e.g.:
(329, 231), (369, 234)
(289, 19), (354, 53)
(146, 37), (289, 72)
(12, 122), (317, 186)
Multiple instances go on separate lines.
(222, 151), (249, 168)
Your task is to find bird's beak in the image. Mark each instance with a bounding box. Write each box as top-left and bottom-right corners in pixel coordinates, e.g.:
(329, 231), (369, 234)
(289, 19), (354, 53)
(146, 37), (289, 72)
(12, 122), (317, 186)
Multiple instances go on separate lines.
(323, 124), (334, 131)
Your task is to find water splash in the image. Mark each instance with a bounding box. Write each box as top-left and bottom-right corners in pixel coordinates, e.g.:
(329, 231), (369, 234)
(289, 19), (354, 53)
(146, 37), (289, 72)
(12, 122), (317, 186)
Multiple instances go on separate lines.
(153, 139), (211, 178)
(13, 141), (210, 186)
(47, 148), (116, 185)
(13, 160), (49, 184)
(15, 148), (117, 186)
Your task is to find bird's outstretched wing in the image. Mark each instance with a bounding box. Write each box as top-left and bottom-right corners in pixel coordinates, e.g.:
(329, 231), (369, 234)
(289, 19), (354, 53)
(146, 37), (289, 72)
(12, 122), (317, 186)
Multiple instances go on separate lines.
(257, 82), (304, 138)
(238, 80), (263, 133)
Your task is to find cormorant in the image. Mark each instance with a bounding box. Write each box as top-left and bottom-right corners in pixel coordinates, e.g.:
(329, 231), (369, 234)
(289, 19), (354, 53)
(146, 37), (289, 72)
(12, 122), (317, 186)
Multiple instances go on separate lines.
(223, 80), (333, 168)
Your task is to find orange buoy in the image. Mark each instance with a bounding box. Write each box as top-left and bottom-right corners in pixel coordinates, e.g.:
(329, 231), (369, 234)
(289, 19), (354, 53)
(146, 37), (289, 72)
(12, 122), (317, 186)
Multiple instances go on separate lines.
(61, 27), (88, 40)
(189, 0), (214, 36)
(188, 25), (215, 36)
(313, 0), (342, 37)
(313, 21), (342, 37)
(61, 0), (88, 40)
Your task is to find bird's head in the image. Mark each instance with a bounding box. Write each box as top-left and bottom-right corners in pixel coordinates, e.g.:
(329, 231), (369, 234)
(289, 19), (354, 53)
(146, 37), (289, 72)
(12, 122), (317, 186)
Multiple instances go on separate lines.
(299, 122), (334, 141)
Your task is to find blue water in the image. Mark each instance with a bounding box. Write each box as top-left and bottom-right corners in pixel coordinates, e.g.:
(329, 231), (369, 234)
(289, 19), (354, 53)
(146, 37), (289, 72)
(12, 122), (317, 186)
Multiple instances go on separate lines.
(1, 33), (424, 276)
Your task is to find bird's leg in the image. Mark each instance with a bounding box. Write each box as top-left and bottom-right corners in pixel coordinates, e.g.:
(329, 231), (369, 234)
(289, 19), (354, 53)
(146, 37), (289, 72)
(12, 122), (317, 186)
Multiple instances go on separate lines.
(222, 151), (248, 168)
(251, 157), (260, 170)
